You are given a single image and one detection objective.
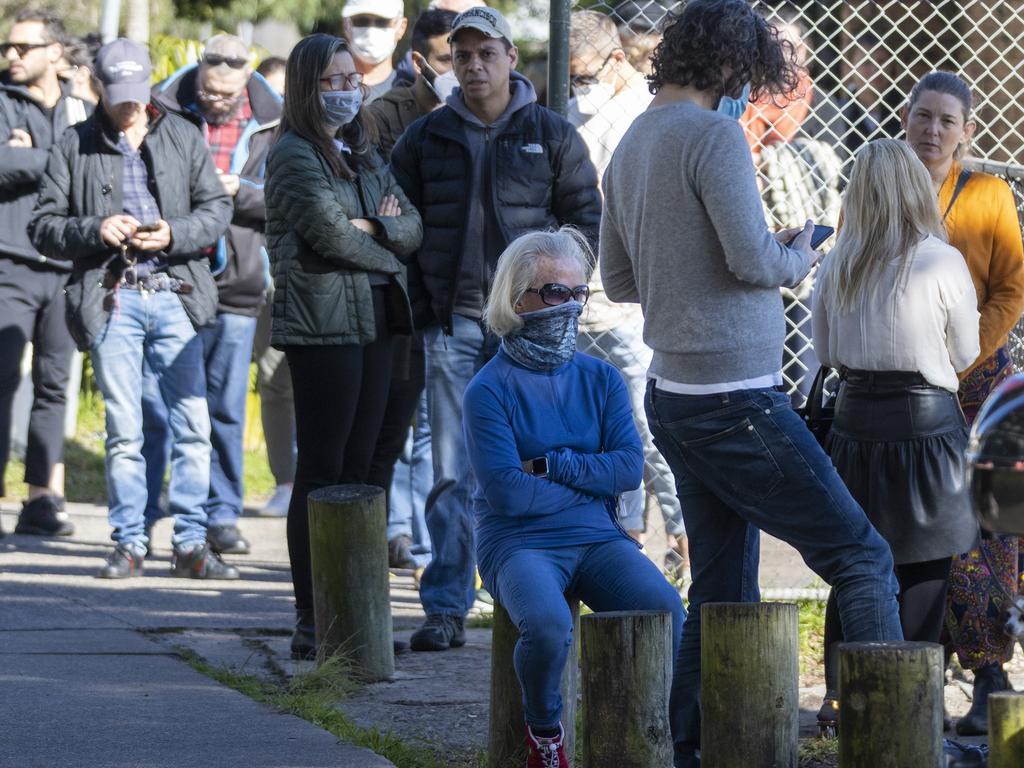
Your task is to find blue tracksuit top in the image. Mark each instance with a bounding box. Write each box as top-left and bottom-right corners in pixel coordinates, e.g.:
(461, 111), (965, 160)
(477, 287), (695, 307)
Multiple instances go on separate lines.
(463, 347), (644, 577)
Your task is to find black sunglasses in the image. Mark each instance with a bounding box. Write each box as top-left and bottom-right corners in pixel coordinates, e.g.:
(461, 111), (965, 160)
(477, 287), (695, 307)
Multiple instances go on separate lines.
(524, 283), (590, 306)
(1, 41), (49, 58)
(349, 15), (396, 29)
(203, 54), (249, 69)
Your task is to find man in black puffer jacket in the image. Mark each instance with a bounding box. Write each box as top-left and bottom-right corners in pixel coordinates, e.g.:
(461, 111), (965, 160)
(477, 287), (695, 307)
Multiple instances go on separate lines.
(390, 7), (601, 653)
(30, 39), (235, 582)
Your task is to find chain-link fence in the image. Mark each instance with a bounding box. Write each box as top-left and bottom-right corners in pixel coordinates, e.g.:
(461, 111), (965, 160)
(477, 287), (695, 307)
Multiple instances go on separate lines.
(564, 1), (1024, 573)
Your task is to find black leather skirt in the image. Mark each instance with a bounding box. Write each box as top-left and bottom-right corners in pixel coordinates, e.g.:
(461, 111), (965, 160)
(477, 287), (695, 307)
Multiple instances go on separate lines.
(826, 370), (979, 565)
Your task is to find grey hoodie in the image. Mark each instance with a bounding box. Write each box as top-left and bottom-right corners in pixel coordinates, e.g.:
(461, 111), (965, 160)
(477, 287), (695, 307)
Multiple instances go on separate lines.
(446, 71), (537, 318)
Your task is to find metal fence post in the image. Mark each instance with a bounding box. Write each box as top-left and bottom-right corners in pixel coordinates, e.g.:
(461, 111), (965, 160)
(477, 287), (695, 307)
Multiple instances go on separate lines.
(547, 0), (572, 116)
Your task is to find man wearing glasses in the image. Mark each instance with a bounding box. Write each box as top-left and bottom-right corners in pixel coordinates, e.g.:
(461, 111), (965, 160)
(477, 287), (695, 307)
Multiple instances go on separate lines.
(391, 7), (600, 652)
(0, 8), (91, 539)
(342, 0), (408, 102)
(145, 34), (283, 557)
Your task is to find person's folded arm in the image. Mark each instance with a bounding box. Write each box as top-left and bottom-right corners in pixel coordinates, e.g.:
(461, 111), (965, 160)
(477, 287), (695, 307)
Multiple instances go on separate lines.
(464, 380), (598, 518)
(544, 368), (643, 497)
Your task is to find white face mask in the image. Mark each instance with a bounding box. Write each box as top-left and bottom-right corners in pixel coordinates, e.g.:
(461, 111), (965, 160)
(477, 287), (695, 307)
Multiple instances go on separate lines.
(572, 82), (615, 117)
(349, 26), (397, 66)
(428, 69), (460, 103)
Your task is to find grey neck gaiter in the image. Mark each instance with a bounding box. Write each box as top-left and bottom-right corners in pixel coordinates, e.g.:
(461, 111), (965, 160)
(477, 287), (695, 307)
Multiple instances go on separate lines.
(501, 301), (583, 372)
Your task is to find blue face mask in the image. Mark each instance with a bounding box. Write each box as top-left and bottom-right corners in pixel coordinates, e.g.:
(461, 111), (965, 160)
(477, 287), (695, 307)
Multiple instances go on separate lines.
(320, 89), (363, 128)
(717, 83), (751, 121)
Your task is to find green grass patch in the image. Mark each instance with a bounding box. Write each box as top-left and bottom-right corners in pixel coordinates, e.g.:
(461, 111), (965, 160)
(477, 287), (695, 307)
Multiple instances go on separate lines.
(799, 735), (838, 767)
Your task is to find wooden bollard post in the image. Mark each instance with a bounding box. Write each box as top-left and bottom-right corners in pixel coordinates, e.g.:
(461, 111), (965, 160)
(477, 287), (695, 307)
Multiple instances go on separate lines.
(700, 602), (799, 768)
(581, 610), (672, 768)
(307, 485), (393, 681)
(839, 641), (943, 768)
(488, 600), (579, 768)
(989, 691), (1024, 768)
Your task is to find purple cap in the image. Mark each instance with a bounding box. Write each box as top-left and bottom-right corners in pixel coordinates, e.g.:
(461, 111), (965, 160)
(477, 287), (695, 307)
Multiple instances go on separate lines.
(95, 38), (152, 105)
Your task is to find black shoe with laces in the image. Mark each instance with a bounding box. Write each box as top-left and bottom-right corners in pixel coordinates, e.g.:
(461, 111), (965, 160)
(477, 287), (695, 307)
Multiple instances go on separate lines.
(207, 525), (251, 555)
(170, 543), (240, 580)
(410, 613), (466, 651)
(15, 495), (74, 536)
(97, 545), (145, 579)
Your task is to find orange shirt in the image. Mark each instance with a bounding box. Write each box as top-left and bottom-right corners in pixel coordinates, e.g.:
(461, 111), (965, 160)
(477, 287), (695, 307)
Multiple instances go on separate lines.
(940, 163), (1024, 375)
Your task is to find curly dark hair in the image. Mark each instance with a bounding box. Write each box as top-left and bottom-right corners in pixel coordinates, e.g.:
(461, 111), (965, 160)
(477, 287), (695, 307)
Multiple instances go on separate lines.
(647, 0), (801, 102)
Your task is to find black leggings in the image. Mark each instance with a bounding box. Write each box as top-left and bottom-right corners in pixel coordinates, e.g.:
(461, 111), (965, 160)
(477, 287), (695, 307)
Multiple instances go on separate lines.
(283, 290), (393, 613)
(823, 557), (953, 692)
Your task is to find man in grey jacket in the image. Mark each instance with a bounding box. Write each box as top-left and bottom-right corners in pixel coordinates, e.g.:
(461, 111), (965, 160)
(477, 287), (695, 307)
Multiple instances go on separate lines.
(0, 8), (90, 538)
(30, 39), (236, 581)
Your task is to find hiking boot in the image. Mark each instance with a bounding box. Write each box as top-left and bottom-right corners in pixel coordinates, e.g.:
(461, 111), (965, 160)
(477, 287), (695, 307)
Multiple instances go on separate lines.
(410, 613), (466, 651)
(15, 495), (74, 537)
(170, 543), (240, 580)
(291, 608), (316, 660)
(955, 662), (1011, 736)
(526, 724), (568, 768)
(97, 545), (145, 579)
(387, 534), (416, 569)
(207, 525), (251, 555)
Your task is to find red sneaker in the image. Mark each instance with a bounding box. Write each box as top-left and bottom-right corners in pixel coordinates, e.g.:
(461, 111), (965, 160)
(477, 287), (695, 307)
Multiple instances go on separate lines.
(526, 724), (568, 767)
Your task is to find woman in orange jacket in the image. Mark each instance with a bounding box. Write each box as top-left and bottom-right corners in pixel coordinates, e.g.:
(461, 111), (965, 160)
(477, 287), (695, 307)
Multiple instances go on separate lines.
(904, 70), (1024, 736)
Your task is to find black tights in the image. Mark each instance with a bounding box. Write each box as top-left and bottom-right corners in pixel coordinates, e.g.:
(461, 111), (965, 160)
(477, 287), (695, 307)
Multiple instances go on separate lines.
(823, 557), (953, 692)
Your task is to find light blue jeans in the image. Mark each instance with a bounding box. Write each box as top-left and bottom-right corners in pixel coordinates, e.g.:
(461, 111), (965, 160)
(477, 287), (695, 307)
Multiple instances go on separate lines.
(387, 390), (433, 568)
(90, 290), (211, 550)
(644, 383), (902, 768)
(141, 311), (257, 528)
(486, 537), (685, 729)
(419, 315), (500, 616)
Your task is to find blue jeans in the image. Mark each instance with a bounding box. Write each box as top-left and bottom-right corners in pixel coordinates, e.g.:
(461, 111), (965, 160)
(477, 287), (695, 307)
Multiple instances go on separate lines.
(388, 390), (433, 568)
(91, 290), (211, 550)
(142, 312), (257, 528)
(644, 383), (902, 768)
(420, 315), (500, 616)
(487, 537), (685, 729)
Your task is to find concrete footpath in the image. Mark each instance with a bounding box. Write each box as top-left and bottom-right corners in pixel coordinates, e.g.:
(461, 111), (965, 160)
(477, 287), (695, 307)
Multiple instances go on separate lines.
(2, 500), (1018, 766)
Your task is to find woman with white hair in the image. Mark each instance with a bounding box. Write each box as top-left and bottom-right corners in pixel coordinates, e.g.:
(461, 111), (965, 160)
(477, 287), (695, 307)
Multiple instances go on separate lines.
(463, 227), (685, 767)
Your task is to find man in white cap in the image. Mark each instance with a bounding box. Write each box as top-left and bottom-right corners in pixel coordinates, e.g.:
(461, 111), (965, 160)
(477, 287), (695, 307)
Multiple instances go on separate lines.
(391, 7), (600, 666)
(29, 38), (236, 582)
(342, 0), (408, 102)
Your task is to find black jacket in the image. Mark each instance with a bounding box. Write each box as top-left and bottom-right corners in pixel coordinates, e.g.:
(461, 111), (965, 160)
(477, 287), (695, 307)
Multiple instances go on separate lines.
(367, 83), (434, 158)
(390, 91), (601, 332)
(29, 104), (234, 351)
(0, 76), (92, 269)
(154, 66), (283, 316)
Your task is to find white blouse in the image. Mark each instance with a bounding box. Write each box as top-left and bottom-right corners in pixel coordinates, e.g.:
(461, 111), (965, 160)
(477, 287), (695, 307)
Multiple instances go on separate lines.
(811, 235), (980, 393)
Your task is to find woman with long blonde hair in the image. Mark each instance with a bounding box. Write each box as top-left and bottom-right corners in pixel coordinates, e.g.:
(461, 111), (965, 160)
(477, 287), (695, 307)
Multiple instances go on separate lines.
(812, 138), (980, 730)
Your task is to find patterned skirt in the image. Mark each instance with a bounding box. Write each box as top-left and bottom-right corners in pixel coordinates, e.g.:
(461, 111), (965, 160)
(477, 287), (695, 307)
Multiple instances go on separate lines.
(945, 346), (1021, 670)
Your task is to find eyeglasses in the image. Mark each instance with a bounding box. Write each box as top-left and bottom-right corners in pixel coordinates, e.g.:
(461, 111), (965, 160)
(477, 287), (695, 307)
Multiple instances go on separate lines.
(203, 54), (249, 69)
(349, 15), (396, 29)
(319, 72), (364, 91)
(524, 283), (590, 306)
(1, 41), (49, 58)
(570, 53), (613, 89)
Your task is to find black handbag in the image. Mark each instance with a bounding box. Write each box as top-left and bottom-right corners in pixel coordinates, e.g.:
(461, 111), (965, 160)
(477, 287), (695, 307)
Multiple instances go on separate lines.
(796, 366), (835, 446)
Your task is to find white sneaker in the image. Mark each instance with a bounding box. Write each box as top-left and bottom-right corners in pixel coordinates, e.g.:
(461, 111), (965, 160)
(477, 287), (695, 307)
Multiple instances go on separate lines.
(257, 484), (292, 517)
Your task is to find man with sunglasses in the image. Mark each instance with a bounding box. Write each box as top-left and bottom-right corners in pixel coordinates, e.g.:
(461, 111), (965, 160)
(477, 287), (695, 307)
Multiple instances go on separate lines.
(342, 0), (409, 103)
(0, 8), (92, 539)
(391, 7), (601, 652)
(145, 34), (283, 557)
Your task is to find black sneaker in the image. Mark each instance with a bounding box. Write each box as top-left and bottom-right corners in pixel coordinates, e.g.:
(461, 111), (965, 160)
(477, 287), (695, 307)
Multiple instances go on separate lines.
(97, 545), (145, 579)
(387, 534), (416, 569)
(15, 495), (74, 536)
(409, 614), (466, 651)
(207, 525), (251, 555)
(170, 543), (240, 580)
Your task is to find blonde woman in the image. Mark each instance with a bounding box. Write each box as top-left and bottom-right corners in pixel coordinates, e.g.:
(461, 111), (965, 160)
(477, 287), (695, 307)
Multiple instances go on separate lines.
(464, 228), (684, 766)
(811, 138), (980, 729)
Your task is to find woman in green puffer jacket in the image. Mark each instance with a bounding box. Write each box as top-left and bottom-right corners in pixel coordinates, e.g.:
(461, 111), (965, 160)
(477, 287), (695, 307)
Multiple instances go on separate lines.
(265, 33), (422, 661)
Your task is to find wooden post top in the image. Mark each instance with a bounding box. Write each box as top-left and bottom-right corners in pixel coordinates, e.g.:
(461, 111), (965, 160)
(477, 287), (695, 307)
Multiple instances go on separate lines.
(581, 610), (672, 622)
(307, 485), (385, 505)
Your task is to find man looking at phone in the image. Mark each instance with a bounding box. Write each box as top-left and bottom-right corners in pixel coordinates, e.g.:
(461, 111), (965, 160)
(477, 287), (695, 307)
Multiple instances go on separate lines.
(29, 38), (235, 580)
(145, 34), (283, 557)
(0, 9), (91, 538)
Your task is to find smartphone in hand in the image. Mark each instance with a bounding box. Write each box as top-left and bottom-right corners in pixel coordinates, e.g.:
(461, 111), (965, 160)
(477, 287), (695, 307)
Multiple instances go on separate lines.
(787, 224), (834, 250)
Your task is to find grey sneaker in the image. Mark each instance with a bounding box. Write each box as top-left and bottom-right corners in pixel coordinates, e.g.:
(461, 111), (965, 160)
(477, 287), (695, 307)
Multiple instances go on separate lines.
(409, 614), (466, 651)
(171, 543), (240, 580)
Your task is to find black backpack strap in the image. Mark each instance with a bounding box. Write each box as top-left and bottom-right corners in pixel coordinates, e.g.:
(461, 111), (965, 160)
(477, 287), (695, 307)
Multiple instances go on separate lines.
(942, 168), (973, 222)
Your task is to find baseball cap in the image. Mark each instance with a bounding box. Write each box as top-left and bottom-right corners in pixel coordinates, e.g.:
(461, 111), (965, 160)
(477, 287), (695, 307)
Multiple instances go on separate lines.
(95, 38), (152, 105)
(342, 0), (403, 19)
(450, 6), (514, 46)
